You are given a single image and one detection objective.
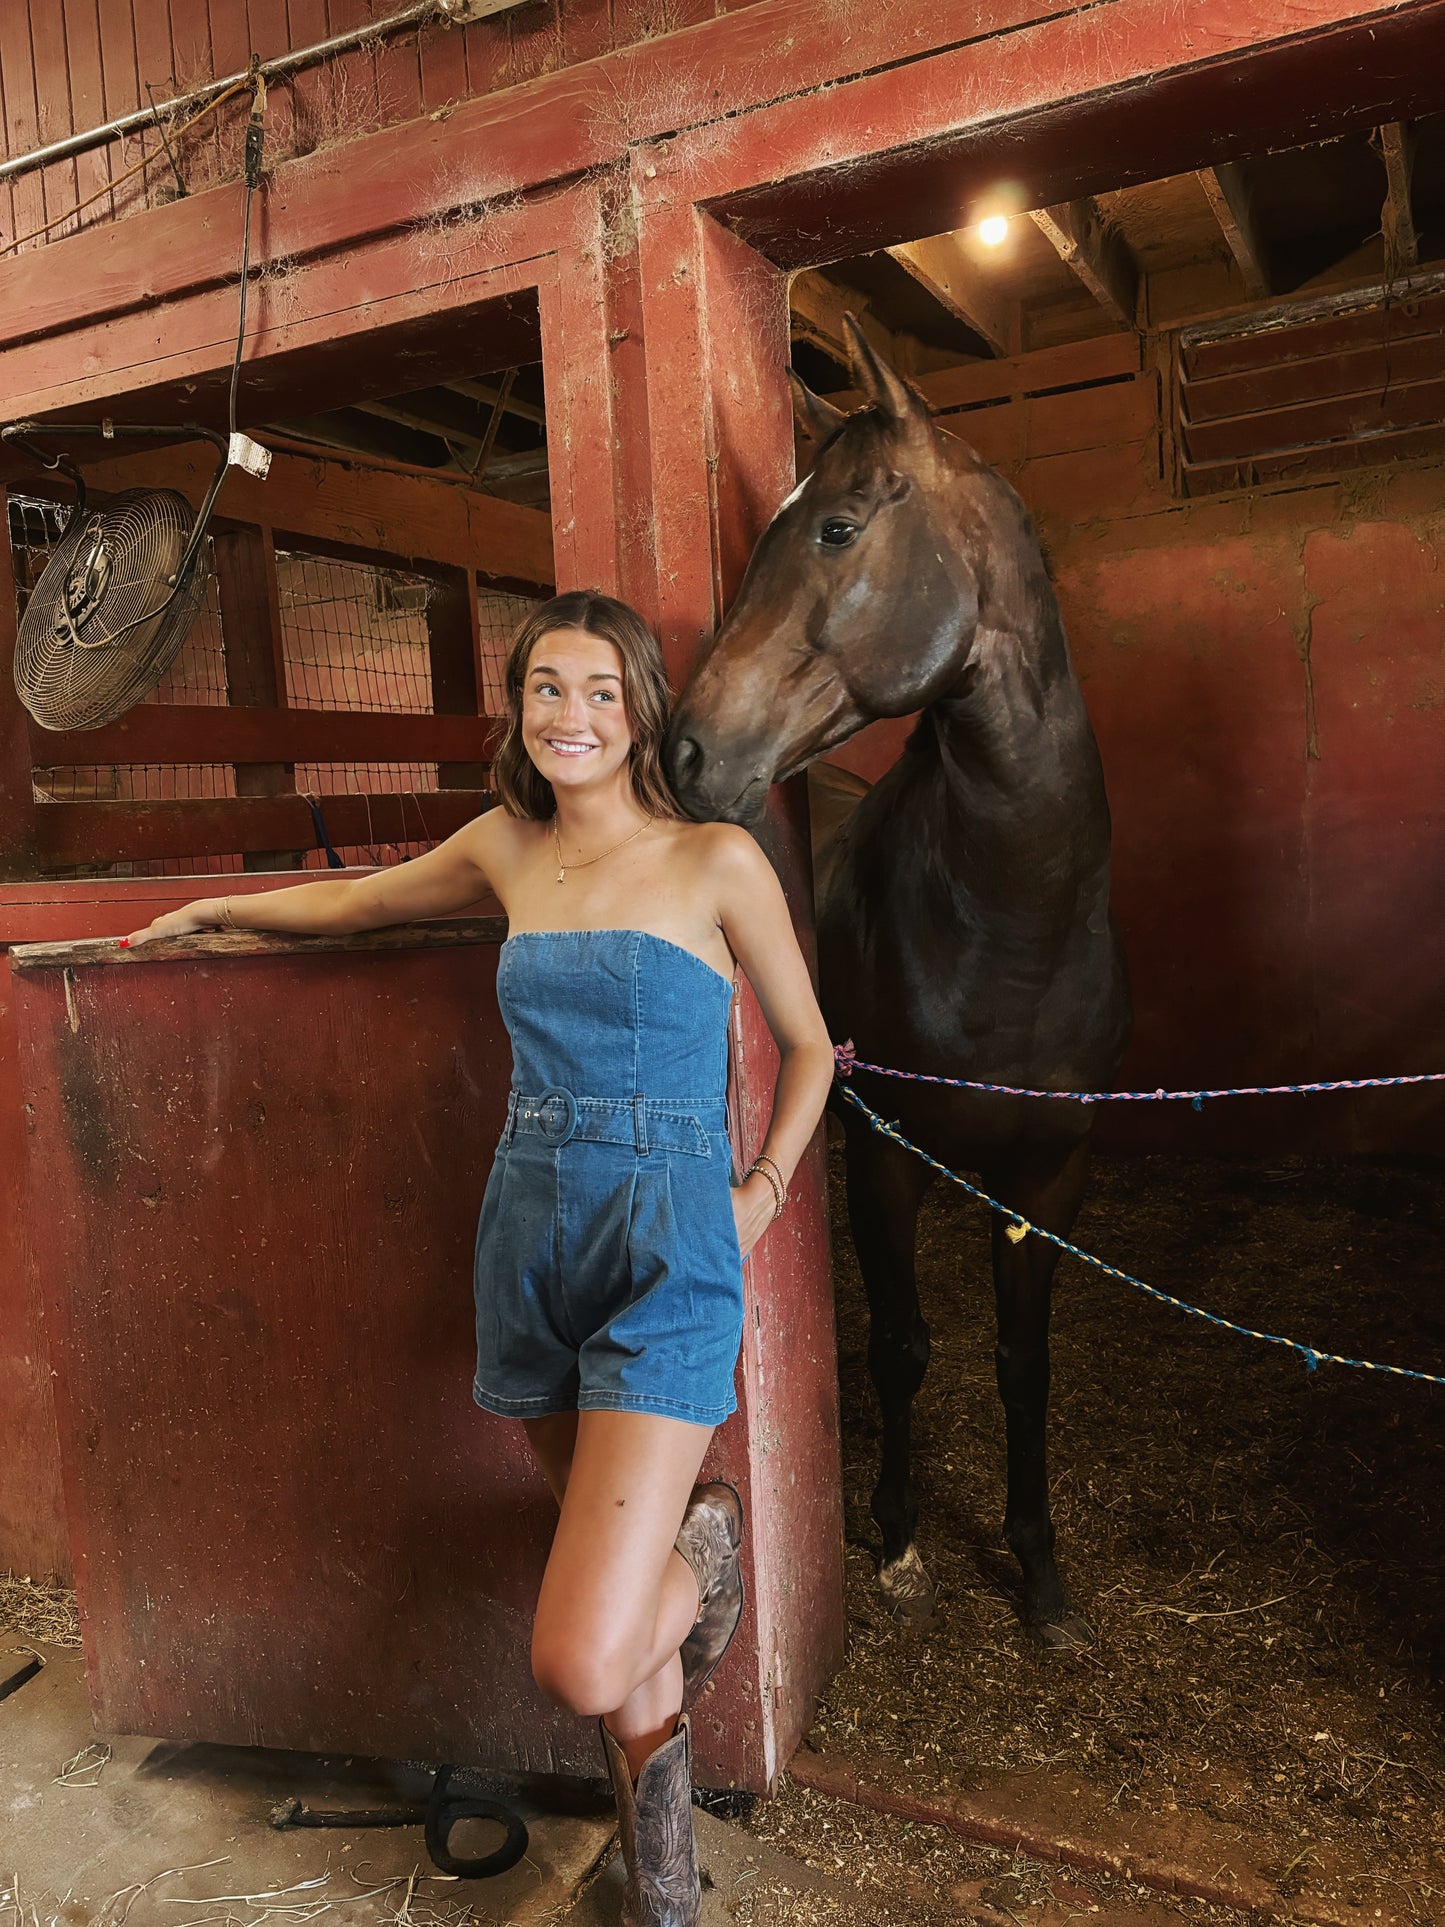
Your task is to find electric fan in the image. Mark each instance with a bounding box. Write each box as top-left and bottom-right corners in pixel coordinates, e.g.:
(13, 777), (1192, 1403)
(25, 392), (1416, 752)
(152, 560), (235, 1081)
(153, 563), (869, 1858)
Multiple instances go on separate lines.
(1, 423), (239, 731)
(4, 67), (273, 732)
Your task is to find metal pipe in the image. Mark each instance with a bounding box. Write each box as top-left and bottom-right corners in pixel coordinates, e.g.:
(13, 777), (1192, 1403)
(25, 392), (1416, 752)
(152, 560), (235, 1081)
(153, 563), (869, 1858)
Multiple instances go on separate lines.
(0, 0), (454, 189)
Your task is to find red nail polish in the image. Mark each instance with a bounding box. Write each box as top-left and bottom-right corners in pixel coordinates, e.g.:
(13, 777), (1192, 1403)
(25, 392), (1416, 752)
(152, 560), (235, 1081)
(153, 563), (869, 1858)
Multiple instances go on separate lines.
(118, 937), (130, 948)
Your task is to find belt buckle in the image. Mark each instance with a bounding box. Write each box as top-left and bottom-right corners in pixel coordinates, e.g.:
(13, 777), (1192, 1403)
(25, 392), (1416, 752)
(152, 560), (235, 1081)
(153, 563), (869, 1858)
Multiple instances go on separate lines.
(534, 1086), (578, 1145)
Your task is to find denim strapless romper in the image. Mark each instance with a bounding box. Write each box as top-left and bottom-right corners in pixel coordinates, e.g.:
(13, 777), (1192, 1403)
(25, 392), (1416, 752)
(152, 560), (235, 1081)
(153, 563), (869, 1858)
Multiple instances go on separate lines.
(471, 928), (746, 1427)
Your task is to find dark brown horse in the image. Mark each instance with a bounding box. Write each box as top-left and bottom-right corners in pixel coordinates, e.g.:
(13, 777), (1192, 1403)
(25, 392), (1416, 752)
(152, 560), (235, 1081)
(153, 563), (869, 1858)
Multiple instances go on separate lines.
(664, 318), (1131, 1647)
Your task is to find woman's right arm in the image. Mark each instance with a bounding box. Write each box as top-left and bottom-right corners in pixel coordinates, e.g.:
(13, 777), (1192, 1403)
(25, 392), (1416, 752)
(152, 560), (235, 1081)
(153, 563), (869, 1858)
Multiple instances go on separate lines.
(122, 810), (504, 947)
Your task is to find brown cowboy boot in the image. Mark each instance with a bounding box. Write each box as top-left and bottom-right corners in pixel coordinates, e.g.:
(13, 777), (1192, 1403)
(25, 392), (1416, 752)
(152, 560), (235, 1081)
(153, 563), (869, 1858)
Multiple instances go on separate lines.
(600, 1714), (701, 1927)
(674, 1481), (744, 1703)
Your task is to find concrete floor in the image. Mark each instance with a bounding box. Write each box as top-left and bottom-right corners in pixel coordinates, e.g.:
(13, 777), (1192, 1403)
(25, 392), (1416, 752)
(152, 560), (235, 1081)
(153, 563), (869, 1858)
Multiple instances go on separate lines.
(2, 1642), (853, 1925)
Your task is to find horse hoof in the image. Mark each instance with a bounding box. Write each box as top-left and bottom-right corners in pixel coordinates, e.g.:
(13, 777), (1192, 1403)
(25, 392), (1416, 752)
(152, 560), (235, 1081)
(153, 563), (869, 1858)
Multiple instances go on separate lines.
(1026, 1610), (1094, 1653)
(878, 1544), (937, 1626)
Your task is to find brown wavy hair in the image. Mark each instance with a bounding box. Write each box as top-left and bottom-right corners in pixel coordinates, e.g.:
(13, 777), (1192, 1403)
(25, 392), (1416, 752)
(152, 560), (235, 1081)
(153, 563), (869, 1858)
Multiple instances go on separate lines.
(489, 591), (683, 822)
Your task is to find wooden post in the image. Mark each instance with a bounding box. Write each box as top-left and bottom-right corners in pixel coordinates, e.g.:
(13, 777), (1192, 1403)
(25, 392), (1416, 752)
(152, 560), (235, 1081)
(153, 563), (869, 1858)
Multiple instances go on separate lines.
(426, 563), (489, 795)
(214, 523), (302, 872)
(0, 489), (39, 880)
(545, 181), (844, 1791)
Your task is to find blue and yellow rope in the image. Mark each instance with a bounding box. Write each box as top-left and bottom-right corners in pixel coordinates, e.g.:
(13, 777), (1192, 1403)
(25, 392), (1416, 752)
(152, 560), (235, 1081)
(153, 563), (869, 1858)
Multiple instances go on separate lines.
(837, 1080), (1445, 1390)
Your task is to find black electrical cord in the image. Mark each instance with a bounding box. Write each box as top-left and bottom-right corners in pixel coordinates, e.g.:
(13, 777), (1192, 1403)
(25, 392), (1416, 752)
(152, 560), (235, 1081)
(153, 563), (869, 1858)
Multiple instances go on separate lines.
(229, 63), (267, 443)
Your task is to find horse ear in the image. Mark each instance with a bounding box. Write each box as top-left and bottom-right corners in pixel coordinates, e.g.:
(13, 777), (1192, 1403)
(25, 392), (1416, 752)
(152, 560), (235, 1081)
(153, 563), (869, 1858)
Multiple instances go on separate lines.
(788, 370), (847, 445)
(842, 312), (927, 427)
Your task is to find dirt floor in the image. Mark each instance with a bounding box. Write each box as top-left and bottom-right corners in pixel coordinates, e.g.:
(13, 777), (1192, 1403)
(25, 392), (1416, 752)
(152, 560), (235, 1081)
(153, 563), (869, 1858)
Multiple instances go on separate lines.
(742, 1139), (1445, 1919)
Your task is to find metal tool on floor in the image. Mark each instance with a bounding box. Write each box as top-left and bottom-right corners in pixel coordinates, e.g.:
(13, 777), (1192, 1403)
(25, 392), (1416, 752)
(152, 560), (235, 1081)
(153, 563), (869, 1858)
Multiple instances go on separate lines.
(271, 1764), (529, 1878)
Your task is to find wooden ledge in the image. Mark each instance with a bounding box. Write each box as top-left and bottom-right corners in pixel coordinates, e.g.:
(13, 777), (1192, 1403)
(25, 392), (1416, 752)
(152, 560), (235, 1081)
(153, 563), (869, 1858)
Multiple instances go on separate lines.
(8, 915), (508, 972)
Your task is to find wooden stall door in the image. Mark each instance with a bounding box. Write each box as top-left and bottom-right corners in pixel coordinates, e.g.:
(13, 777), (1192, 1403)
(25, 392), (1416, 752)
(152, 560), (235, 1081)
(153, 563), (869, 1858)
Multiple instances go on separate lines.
(11, 927), (608, 1775)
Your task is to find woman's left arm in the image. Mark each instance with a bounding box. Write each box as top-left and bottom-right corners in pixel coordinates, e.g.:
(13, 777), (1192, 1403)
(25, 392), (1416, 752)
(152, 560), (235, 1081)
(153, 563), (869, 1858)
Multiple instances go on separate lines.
(712, 825), (837, 1252)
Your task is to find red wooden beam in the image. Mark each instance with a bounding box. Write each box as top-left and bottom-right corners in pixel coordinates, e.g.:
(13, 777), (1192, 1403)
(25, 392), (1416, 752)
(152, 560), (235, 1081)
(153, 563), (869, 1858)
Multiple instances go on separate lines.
(536, 173), (655, 604)
(0, 251), (554, 435)
(33, 789), (485, 867)
(29, 707), (499, 767)
(214, 523), (299, 872)
(427, 563), (490, 792)
(595, 190), (844, 1789)
(41, 443), (555, 586)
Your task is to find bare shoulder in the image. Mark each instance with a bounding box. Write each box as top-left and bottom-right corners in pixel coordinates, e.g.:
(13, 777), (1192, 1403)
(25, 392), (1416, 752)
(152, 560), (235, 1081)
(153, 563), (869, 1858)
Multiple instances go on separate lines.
(466, 804), (541, 869)
(669, 818), (769, 881)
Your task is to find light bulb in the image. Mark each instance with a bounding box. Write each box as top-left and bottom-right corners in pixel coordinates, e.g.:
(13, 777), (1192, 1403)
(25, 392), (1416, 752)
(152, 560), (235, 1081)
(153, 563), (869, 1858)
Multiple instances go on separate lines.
(978, 215), (1009, 247)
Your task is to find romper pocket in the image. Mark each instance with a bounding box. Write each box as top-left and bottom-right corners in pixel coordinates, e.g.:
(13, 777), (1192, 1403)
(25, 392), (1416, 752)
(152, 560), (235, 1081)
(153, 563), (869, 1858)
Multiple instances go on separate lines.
(624, 1156), (679, 1306)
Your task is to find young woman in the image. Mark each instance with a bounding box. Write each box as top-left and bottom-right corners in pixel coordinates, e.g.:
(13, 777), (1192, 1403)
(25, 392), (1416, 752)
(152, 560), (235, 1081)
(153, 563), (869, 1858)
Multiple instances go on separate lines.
(124, 590), (836, 1926)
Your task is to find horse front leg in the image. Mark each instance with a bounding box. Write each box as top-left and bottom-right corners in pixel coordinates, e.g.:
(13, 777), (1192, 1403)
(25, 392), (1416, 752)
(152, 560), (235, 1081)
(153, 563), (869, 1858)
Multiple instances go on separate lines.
(984, 1140), (1093, 1651)
(844, 1122), (936, 1624)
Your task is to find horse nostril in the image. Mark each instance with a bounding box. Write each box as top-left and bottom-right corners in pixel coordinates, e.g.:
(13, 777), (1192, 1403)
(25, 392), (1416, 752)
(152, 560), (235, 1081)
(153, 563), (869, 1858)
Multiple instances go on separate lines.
(670, 735), (702, 784)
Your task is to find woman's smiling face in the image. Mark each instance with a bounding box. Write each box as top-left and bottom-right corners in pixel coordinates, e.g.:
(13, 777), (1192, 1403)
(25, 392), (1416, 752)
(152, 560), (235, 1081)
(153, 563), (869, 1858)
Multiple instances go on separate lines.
(521, 627), (634, 794)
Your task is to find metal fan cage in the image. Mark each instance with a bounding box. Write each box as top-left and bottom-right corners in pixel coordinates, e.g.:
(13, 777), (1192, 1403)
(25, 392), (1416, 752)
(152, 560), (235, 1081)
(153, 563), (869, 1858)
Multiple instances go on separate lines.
(14, 488), (210, 731)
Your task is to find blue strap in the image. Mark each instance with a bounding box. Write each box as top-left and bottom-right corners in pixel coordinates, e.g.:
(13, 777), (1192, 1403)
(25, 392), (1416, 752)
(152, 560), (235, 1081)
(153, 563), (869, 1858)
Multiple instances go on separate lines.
(306, 795), (345, 869)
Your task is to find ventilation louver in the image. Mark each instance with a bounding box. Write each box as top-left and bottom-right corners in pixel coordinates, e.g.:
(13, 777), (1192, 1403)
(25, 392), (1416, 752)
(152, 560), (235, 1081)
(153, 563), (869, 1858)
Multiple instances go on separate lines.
(1176, 277), (1445, 496)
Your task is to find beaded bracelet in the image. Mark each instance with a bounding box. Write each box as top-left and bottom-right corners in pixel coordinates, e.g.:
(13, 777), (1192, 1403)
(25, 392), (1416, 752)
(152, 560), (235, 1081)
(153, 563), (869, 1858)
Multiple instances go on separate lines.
(745, 1154), (786, 1220)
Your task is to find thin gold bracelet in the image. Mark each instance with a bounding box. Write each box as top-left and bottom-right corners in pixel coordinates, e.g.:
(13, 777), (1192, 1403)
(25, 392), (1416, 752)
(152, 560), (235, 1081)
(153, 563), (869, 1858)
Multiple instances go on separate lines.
(751, 1151), (787, 1198)
(745, 1158), (785, 1220)
(214, 896), (236, 930)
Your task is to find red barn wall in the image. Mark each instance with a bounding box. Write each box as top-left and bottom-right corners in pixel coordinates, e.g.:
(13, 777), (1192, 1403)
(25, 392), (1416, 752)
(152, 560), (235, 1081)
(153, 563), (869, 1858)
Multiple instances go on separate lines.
(825, 367), (1445, 1155)
(0, 0), (755, 257)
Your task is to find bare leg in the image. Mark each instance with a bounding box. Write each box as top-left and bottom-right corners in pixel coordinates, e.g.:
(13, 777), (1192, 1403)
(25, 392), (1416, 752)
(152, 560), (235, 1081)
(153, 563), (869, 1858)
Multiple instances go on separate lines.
(523, 1409), (712, 1779)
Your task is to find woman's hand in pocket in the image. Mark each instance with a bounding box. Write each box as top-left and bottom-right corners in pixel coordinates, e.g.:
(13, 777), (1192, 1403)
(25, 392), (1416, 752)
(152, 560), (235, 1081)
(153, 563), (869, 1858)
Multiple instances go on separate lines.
(731, 1173), (777, 1260)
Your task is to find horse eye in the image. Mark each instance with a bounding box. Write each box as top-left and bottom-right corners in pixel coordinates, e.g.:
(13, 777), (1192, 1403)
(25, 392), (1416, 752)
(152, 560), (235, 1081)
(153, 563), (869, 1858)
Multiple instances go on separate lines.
(819, 518), (858, 547)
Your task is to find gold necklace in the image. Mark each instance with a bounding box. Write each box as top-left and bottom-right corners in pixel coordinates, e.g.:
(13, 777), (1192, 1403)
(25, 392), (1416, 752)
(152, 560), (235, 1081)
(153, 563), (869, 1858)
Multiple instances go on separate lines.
(552, 814), (653, 884)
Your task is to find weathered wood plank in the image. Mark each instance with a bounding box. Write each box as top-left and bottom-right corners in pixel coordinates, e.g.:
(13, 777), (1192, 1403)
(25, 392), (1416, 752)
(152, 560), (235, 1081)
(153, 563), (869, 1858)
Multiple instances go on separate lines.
(30, 706), (498, 768)
(887, 234), (1015, 356)
(1028, 200), (1139, 331)
(1378, 122), (1418, 280)
(72, 444), (554, 586)
(11, 913), (508, 969)
(1198, 163), (1271, 300)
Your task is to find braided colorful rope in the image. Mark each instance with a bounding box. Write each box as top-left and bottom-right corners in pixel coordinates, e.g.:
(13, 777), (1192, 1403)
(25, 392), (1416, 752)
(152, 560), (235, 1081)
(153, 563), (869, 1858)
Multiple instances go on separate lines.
(835, 1080), (1445, 1390)
(832, 1040), (1445, 1108)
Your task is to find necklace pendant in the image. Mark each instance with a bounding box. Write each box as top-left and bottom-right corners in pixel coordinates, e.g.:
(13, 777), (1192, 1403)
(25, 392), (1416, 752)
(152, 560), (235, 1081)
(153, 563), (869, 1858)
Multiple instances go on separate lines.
(556, 867), (565, 883)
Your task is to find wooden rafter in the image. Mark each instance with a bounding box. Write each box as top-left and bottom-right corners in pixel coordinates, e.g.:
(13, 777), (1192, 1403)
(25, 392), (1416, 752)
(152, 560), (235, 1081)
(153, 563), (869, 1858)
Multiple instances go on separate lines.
(356, 397), (492, 454)
(442, 377), (546, 428)
(1199, 162), (1271, 300)
(1028, 199), (1139, 331)
(278, 410), (455, 469)
(886, 235), (1013, 356)
(1378, 122), (1418, 279)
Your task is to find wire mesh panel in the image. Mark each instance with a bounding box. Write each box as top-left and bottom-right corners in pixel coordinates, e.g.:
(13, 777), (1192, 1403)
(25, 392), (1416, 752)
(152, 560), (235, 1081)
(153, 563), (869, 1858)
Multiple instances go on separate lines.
(477, 585), (543, 717)
(277, 550), (442, 870)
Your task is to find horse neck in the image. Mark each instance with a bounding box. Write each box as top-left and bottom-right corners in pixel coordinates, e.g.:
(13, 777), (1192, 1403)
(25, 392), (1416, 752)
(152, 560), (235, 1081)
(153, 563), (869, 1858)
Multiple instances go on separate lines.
(899, 557), (1112, 928)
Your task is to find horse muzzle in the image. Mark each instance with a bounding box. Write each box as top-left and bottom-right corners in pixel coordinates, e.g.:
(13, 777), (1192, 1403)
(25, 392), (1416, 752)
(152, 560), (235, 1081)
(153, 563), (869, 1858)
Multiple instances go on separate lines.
(664, 729), (773, 824)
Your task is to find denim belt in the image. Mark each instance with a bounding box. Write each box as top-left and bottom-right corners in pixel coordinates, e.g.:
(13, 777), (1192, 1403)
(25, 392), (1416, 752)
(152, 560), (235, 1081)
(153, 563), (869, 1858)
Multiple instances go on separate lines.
(503, 1087), (726, 1158)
